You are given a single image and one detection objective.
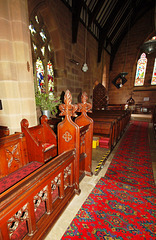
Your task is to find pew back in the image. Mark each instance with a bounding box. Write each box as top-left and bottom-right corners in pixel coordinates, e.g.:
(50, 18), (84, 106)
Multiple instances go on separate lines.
(21, 116), (57, 163)
(0, 149), (76, 240)
(0, 126), (9, 138)
(0, 133), (29, 178)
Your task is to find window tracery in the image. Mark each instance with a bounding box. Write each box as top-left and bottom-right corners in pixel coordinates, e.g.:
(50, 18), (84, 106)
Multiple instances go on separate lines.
(134, 36), (156, 87)
(151, 58), (156, 85)
(134, 53), (147, 86)
(29, 13), (55, 95)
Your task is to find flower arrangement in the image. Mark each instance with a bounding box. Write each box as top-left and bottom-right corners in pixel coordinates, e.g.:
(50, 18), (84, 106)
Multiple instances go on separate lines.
(35, 91), (61, 115)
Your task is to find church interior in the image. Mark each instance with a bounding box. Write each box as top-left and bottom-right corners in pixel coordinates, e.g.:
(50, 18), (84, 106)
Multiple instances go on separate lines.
(0, 0), (156, 239)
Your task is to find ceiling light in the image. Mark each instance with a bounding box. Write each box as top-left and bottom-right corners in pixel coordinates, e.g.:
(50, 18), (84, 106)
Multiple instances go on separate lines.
(141, 37), (156, 54)
(82, 63), (88, 72)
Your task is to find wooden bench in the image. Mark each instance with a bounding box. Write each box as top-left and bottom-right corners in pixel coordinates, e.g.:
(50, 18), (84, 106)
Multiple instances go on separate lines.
(107, 104), (125, 110)
(88, 109), (130, 148)
(92, 119), (116, 149)
(0, 133), (32, 178)
(21, 115), (57, 163)
(0, 131), (78, 240)
(47, 117), (62, 134)
(153, 105), (156, 141)
(58, 90), (93, 188)
(0, 126), (9, 138)
(88, 113), (121, 144)
(75, 92), (93, 178)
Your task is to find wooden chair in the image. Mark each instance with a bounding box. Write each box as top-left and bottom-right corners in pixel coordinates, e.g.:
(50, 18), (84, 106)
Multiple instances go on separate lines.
(21, 115), (57, 163)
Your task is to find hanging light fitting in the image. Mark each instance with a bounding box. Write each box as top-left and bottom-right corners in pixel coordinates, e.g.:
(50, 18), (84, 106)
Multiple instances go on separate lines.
(141, 0), (156, 54)
(141, 37), (156, 54)
(82, 6), (88, 72)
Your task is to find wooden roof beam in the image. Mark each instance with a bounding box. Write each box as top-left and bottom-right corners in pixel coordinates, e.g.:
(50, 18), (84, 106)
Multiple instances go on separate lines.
(88, 0), (105, 28)
(97, 0), (125, 62)
(72, 0), (83, 43)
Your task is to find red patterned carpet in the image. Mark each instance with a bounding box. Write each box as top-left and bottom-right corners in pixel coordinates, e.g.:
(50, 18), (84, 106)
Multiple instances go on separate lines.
(61, 121), (156, 239)
(105, 121), (156, 194)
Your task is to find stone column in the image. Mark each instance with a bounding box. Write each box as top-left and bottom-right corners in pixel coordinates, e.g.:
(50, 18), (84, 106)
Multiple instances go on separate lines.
(0, 0), (37, 133)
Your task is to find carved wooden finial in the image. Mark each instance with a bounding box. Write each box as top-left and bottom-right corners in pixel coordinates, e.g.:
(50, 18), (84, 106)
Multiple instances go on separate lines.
(59, 90), (78, 117)
(81, 92), (88, 104)
(77, 92), (92, 113)
(64, 89), (72, 105)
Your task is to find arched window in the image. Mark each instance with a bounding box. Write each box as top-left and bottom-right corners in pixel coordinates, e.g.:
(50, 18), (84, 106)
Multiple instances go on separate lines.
(29, 14), (55, 96)
(134, 53), (147, 86)
(151, 58), (156, 85)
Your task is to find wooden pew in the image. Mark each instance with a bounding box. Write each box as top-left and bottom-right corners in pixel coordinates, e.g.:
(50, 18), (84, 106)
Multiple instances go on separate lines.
(0, 133), (78, 240)
(58, 90), (93, 189)
(92, 119), (116, 149)
(88, 113), (121, 144)
(47, 117), (62, 134)
(88, 109), (130, 147)
(0, 126), (9, 138)
(0, 133), (30, 178)
(75, 92), (93, 178)
(107, 104), (125, 110)
(153, 105), (156, 141)
(21, 115), (57, 163)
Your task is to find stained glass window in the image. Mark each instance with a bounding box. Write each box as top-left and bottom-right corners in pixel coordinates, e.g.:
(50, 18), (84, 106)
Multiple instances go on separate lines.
(36, 58), (45, 93)
(134, 53), (147, 86)
(29, 13), (55, 95)
(151, 58), (156, 85)
(47, 61), (54, 99)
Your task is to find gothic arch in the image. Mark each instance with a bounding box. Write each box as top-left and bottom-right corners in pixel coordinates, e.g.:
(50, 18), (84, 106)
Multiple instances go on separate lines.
(28, 0), (66, 87)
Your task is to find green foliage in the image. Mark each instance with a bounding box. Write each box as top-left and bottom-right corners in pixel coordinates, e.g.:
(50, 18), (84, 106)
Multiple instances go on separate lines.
(35, 91), (61, 115)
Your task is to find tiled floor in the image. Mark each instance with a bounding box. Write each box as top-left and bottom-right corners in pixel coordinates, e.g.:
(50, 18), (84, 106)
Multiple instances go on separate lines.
(45, 118), (156, 240)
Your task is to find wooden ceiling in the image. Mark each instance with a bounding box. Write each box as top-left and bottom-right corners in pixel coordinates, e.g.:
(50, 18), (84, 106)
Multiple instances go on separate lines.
(60, 0), (155, 65)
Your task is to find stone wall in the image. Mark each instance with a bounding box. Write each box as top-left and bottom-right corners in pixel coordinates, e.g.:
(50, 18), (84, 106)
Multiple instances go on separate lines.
(28, 0), (110, 104)
(109, 8), (156, 107)
(0, 0), (36, 133)
(1, 0), (154, 134)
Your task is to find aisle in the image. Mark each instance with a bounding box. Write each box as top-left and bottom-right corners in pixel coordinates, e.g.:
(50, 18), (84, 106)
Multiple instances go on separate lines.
(61, 121), (156, 240)
(45, 121), (156, 240)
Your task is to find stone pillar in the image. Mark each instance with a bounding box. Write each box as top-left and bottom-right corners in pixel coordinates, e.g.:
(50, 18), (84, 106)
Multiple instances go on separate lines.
(0, 0), (37, 134)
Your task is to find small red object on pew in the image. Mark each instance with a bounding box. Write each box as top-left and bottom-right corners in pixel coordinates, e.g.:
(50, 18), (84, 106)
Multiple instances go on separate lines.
(99, 137), (110, 148)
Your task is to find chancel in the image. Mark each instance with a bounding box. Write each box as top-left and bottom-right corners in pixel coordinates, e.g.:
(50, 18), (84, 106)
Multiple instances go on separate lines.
(0, 1), (156, 240)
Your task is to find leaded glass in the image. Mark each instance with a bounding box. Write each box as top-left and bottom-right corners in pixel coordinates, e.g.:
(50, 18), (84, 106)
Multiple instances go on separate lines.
(151, 58), (156, 85)
(40, 29), (47, 42)
(35, 15), (39, 24)
(29, 13), (55, 95)
(47, 61), (54, 98)
(134, 53), (147, 86)
(29, 23), (36, 35)
(41, 46), (45, 56)
(33, 43), (37, 52)
(36, 58), (45, 93)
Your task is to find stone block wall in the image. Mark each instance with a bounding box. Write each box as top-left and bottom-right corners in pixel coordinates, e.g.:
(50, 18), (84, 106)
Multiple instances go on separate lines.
(109, 8), (156, 107)
(28, 0), (110, 104)
(0, 0), (37, 133)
